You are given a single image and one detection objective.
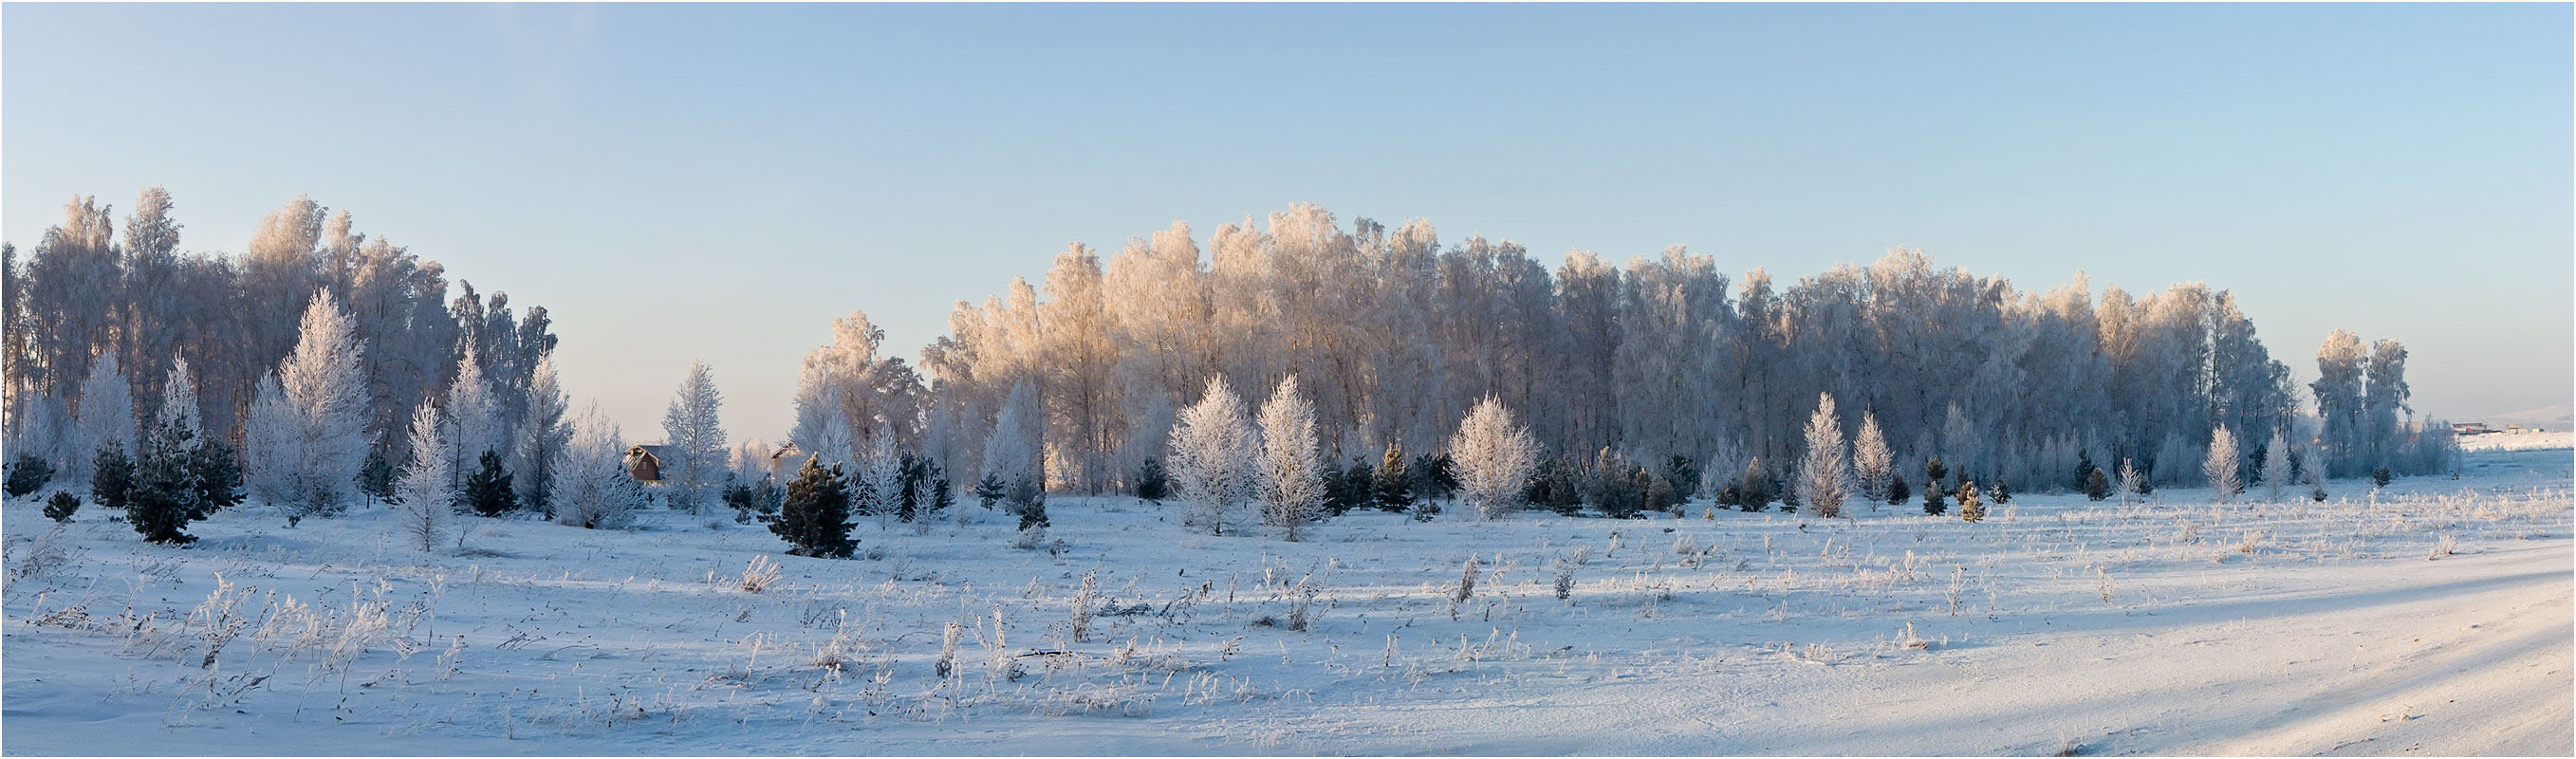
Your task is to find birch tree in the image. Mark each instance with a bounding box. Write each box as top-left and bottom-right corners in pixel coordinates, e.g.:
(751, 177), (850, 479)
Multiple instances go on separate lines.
(1254, 375), (1325, 541)
(394, 400), (452, 553)
(1169, 376), (1256, 535)
(660, 360), (727, 512)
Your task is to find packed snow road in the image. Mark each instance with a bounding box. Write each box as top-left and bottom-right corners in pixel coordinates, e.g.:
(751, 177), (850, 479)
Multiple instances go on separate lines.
(3, 447), (2568, 755)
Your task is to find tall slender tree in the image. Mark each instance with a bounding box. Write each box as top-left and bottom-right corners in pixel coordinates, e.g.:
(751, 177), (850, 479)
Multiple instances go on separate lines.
(1794, 393), (1852, 518)
(394, 400), (453, 553)
(660, 360), (727, 512)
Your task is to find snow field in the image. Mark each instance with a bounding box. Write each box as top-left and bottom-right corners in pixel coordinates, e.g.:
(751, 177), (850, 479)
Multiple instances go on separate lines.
(3, 448), (2569, 755)
(2456, 429), (2572, 453)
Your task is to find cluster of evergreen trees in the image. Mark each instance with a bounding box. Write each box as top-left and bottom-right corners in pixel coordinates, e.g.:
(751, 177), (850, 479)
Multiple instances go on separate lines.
(766, 450), (956, 557)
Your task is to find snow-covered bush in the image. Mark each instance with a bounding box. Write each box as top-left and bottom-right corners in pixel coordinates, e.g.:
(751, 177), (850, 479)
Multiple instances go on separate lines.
(552, 403), (642, 530)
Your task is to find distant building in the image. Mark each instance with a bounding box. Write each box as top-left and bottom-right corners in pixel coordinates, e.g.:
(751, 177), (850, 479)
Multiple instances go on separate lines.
(2452, 422), (2495, 436)
(625, 445), (673, 482)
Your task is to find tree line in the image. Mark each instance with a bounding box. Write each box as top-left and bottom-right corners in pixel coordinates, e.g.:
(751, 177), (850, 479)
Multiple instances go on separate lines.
(764, 202), (2451, 515)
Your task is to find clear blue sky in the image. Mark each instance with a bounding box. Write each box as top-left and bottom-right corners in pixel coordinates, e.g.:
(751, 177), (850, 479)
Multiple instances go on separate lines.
(8, 3), (2569, 441)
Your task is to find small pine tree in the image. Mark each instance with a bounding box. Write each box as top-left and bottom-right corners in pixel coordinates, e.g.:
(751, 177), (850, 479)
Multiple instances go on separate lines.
(973, 472), (1005, 510)
(2073, 450), (2097, 491)
(1921, 478), (1947, 516)
(2371, 466), (2392, 488)
(772, 457), (855, 558)
(1135, 458), (1169, 503)
(89, 443), (135, 514)
(465, 451), (517, 517)
(1527, 458), (1583, 515)
(1585, 448), (1645, 519)
(2084, 468), (2113, 501)
(1924, 455), (1949, 486)
(358, 451), (398, 503)
(125, 422), (235, 545)
(6, 454), (54, 498)
(1319, 465), (1348, 517)
(1326, 461), (1373, 516)
(1663, 454), (1701, 501)
(1736, 457), (1772, 513)
(44, 491), (81, 522)
(1991, 480), (2011, 505)
(1957, 481), (1985, 523)
(1414, 453), (1457, 501)
(1644, 472), (1678, 515)
(723, 479), (762, 524)
(1010, 477), (1048, 530)
(1373, 445), (1414, 512)
(1886, 472), (1910, 507)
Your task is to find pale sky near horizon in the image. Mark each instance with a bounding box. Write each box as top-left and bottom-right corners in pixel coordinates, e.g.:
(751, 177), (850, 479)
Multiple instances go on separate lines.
(6, 3), (2569, 442)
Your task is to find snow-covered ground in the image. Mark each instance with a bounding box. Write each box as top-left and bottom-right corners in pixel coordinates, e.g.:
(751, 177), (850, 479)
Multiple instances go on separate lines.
(2458, 429), (2573, 453)
(5, 448), (2569, 756)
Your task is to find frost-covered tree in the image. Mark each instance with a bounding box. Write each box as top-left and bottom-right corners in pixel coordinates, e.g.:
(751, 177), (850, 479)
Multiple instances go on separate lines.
(394, 400), (453, 553)
(2205, 424), (2239, 503)
(2364, 339), (2411, 472)
(808, 408), (856, 471)
(1851, 410), (1891, 508)
(513, 356), (570, 515)
(1253, 375), (1325, 541)
(981, 380), (1044, 517)
(155, 357), (200, 442)
(69, 351), (136, 484)
(1450, 395), (1540, 521)
(1169, 376), (1257, 535)
(660, 360), (727, 513)
(790, 310), (926, 469)
(1794, 393), (1852, 518)
(2117, 457), (2143, 506)
(248, 291), (370, 519)
(855, 420), (902, 527)
(441, 341), (502, 491)
(2311, 329), (2367, 477)
(552, 403), (640, 529)
(2261, 431), (2290, 503)
(242, 376), (294, 505)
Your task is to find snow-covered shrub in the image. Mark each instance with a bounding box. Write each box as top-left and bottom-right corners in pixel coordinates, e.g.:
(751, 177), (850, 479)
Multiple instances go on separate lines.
(739, 555), (784, 593)
(553, 404), (643, 530)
